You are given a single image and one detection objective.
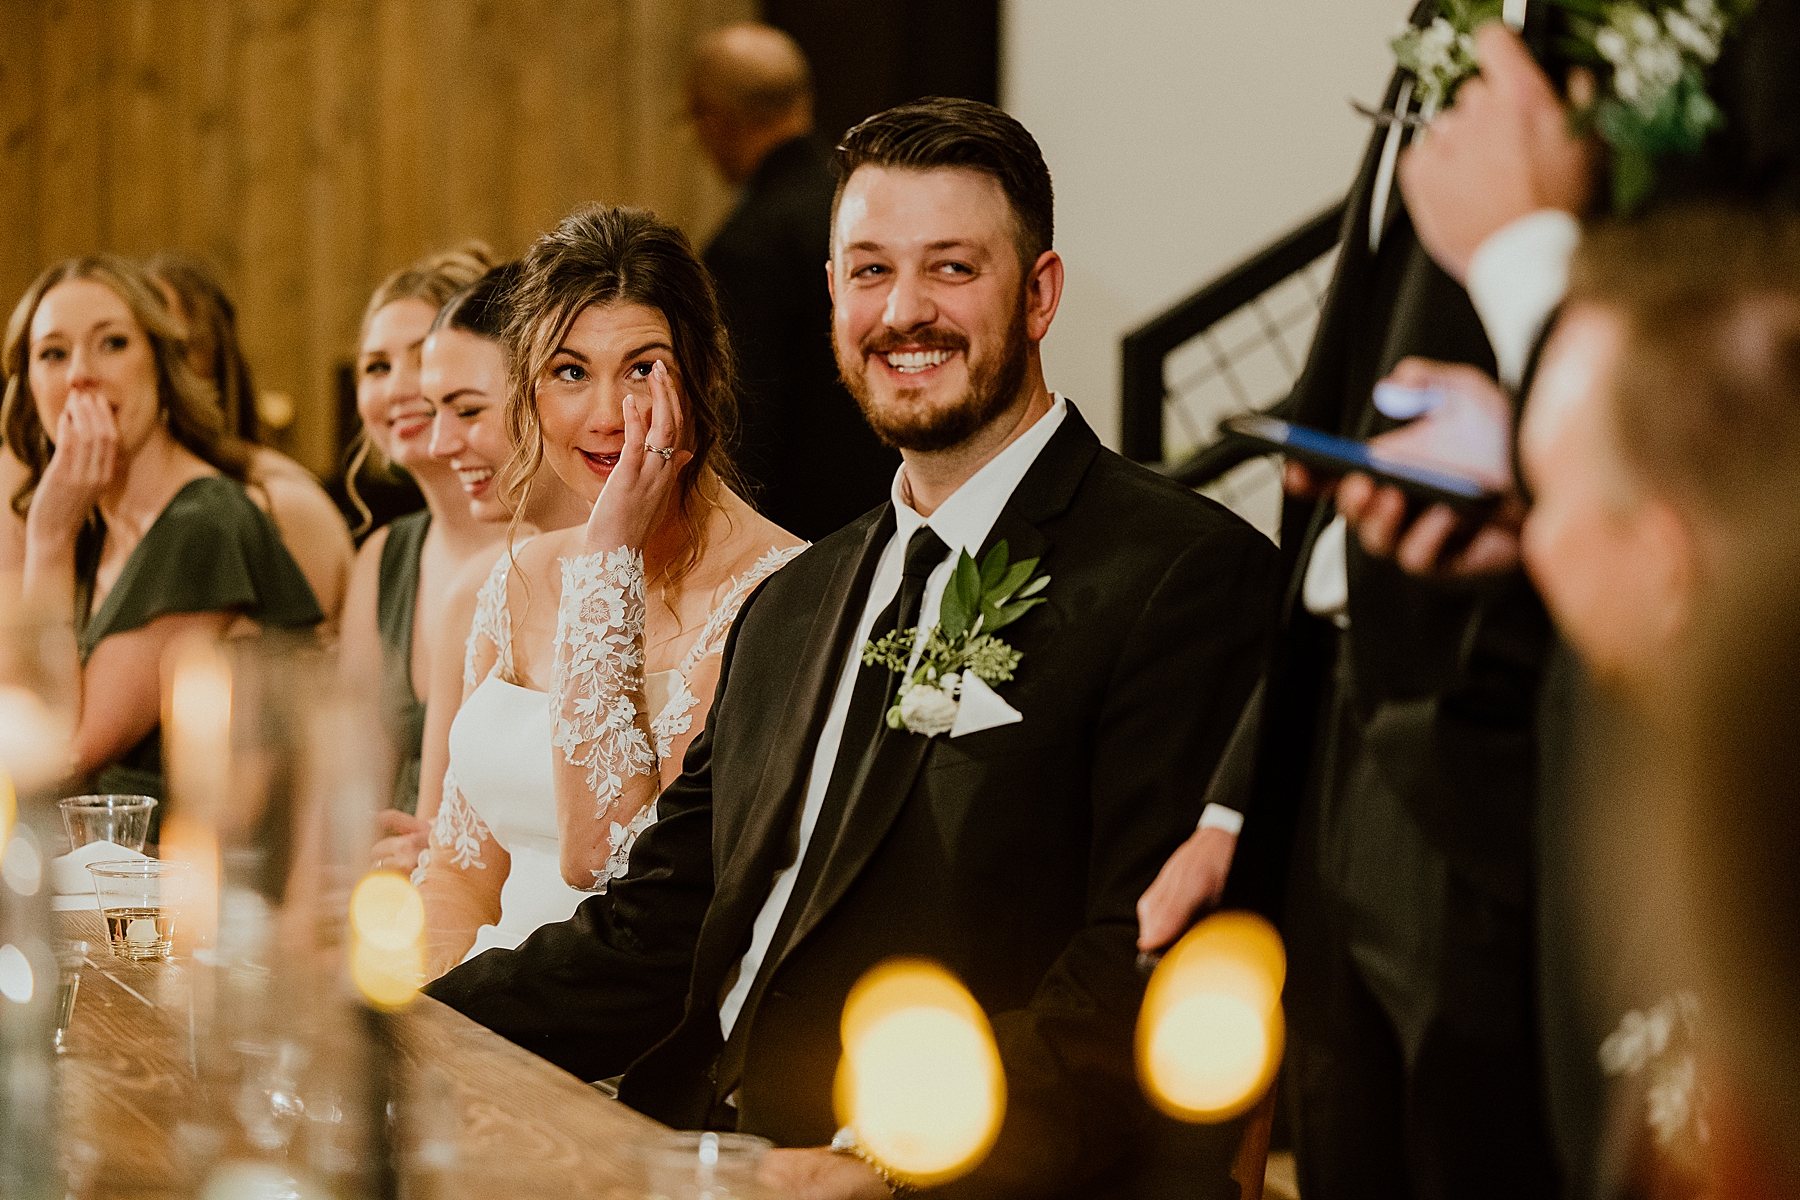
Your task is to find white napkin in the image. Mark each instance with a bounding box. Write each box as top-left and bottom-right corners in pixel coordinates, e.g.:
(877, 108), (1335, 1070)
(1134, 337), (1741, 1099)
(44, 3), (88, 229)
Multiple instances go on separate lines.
(950, 673), (1023, 738)
(50, 840), (151, 909)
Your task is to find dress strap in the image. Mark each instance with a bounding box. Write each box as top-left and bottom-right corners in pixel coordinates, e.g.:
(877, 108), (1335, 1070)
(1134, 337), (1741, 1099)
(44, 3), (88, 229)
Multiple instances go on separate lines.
(674, 543), (810, 679)
(463, 537), (534, 689)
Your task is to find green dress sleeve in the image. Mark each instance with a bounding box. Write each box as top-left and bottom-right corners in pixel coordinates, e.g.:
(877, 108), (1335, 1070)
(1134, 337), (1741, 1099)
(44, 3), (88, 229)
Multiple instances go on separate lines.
(74, 475), (325, 803)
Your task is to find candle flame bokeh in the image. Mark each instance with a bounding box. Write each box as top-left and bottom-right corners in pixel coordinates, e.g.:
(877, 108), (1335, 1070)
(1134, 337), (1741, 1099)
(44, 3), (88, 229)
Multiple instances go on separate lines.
(1137, 911), (1286, 1123)
(834, 958), (1005, 1186)
(350, 871), (425, 1009)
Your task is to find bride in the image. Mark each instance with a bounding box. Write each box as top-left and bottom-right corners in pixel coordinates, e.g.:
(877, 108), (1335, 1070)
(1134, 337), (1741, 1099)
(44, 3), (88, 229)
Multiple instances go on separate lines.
(416, 205), (806, 976)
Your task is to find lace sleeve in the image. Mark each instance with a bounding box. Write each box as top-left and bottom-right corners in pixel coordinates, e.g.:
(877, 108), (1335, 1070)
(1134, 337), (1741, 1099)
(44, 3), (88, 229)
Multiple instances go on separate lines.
(463, 551), (520, 690)
(412, 765), (492, 885)
(550, 547), (658, 891)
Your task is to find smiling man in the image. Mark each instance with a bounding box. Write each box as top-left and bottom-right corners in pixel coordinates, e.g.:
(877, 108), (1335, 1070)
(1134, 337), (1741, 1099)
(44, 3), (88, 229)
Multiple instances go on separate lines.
(427, 98), (1279, 1200)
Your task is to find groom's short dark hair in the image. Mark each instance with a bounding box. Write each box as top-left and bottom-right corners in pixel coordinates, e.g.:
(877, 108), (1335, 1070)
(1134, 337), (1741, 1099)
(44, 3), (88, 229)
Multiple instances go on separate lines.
(832, 97), (1054, 268)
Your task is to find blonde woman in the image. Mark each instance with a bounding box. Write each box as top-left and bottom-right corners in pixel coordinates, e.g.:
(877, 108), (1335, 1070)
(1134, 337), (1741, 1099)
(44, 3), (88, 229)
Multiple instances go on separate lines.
(416, 206), (806, 976)
(337, 245), (504, 825)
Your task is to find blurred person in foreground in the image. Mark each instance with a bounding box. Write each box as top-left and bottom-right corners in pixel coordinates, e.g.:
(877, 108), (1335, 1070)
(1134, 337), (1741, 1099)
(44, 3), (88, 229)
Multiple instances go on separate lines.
(1140, 9), (1800, 1196)
(427, 98), (1277, 1200)
(146, 252), (356, 631)
(688, 22), (898, 541)
(1517, 206), (1800, 1197)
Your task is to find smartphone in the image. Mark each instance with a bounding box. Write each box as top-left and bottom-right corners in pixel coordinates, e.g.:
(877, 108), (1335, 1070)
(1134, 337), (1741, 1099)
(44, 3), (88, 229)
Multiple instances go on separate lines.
(1220, 413), (1501, 515)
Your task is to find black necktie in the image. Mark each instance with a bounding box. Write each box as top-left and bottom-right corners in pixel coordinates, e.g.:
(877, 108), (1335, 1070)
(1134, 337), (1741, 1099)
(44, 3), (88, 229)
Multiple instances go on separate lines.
(714, 524), (949, 1099)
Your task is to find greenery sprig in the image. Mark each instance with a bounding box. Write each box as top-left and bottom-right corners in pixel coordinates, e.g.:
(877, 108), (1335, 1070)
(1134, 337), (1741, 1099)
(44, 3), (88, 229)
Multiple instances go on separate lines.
(862, 540), (1050, 735)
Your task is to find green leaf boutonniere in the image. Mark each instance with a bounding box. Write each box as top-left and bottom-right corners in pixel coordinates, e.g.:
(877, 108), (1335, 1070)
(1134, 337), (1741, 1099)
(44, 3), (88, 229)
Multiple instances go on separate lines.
(861, 539), (1050, 737)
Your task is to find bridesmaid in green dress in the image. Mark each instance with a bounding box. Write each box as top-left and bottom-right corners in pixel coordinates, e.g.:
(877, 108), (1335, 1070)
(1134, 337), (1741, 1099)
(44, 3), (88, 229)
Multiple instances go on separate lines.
(2, 255), (323, 801)
(336, 245), (504, 842)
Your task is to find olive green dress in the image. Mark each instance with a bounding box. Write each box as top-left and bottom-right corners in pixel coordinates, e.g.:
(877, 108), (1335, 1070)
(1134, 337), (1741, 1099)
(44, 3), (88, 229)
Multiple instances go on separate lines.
(375, 509), (431, 815)
(74, 475), (324, 801)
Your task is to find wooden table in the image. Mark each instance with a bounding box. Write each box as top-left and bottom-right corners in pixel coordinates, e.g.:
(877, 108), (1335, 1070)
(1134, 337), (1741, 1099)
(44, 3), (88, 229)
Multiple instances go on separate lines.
(55, 911), (764, 1200)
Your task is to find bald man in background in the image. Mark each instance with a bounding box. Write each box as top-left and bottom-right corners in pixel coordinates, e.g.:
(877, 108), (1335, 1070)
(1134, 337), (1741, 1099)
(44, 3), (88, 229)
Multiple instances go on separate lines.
(689, 23), (898, 542)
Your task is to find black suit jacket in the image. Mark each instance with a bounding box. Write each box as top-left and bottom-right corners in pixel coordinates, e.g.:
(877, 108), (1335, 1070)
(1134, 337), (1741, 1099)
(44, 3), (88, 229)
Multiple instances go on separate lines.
(427, 405), (1281, 1199)
(704, 135), (900, 541)
(1221, 18), (1554, 922)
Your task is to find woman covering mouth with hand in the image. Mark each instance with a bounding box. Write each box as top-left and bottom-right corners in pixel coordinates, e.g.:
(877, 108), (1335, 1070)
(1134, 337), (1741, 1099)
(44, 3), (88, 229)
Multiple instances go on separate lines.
(337, 244), (505, 831)
(412, 204), (806, 977)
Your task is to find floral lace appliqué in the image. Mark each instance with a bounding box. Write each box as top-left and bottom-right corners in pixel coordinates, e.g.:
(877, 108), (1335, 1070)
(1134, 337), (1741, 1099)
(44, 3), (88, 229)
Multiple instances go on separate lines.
(552, 546), (656, 820)
(428, 765), (492, 873)
(465, 549), (524, 688)
(649, 544), (808, 758)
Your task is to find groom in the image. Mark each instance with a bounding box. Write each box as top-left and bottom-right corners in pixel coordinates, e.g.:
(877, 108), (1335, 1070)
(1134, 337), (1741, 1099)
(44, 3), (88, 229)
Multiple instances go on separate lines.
(426, 97), (1279, 1200)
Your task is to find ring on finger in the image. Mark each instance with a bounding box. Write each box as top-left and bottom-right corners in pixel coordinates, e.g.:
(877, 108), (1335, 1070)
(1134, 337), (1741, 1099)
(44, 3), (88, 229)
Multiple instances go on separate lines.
(644, 442), (675, 463)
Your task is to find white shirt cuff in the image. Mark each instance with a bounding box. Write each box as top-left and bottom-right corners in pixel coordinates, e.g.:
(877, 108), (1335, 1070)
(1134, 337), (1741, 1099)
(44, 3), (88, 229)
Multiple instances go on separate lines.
(1198, 803), (1244, 837)
(1466, 209), (1582, 389)
(1301, 516), (1351, 628)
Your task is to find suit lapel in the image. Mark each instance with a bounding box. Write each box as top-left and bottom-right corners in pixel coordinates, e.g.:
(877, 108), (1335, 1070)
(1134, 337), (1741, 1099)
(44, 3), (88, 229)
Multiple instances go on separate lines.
(698, 509), (897, 977)
(771, 406), (1101, 972)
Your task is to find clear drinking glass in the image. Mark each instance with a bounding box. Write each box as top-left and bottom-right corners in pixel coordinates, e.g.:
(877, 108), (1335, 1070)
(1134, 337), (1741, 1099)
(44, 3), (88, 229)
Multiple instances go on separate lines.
(57, 795), (156, 853)
(636, 1131), (772, 1200)
(87, 860), (191, 962)
(52, 940), (87, 1053)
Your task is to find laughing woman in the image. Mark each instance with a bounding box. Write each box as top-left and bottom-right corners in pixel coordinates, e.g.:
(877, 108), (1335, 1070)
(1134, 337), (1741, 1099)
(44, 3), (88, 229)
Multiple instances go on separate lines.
(415, 205), (806, 976)
(3, 256), (322, 799)
(337, 245), (502, 827)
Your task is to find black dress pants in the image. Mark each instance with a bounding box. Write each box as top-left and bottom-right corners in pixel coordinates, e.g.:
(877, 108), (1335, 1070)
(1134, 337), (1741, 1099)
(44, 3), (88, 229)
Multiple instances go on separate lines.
(1282, 648), (1561, 1200)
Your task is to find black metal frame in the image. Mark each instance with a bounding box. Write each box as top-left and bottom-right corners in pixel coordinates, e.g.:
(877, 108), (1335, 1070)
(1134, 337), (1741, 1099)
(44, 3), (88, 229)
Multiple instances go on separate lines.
(1118, 202), (1345, 468)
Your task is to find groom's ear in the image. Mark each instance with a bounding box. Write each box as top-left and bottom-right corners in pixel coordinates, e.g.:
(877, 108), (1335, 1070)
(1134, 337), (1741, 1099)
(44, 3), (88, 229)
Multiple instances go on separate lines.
(825, 257), (837, 306)
(1023, 249), (1063, 343)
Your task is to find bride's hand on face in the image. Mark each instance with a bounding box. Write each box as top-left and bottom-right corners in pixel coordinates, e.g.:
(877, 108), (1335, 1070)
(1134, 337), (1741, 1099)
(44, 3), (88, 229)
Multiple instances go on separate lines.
(581, 359), (693, 556)
(28, 392), (118, 546)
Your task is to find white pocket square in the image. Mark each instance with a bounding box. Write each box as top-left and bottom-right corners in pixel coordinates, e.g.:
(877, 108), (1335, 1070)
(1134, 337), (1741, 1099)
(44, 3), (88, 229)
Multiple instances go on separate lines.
(950, 672), (1023, 738)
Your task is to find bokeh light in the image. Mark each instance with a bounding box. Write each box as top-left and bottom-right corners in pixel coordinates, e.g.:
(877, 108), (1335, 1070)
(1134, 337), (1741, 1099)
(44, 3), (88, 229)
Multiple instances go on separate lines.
(835, 958), (1006, 1186)
(350, 871), (425, 1009)
(1137, 911), (1286, 1122)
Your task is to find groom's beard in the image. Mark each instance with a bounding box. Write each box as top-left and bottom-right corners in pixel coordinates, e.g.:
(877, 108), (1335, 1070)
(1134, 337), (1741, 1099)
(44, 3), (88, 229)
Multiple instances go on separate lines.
(838, 298), (1031, 453)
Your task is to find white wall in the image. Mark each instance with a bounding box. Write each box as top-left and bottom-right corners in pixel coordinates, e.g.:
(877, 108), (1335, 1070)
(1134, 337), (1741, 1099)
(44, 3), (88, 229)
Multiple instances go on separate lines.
(1003, 0), (1408, 450)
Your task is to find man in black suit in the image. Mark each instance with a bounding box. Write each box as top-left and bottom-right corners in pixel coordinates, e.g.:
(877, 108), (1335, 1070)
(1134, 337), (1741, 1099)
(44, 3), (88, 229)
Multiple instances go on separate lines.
(688, 23), (899, 541)
(427, 98), (1280, 1200)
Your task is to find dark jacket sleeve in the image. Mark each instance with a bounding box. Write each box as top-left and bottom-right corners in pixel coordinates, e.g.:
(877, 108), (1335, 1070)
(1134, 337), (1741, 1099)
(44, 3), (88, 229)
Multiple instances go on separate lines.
(420, 601), (756, 1081)
(939, 520), (1281, 1199)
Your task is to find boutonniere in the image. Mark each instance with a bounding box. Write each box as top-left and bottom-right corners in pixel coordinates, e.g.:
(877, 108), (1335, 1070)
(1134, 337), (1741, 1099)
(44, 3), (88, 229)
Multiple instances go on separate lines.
(861, 540), (1050, 738)
(1388, 0), (1753, 214)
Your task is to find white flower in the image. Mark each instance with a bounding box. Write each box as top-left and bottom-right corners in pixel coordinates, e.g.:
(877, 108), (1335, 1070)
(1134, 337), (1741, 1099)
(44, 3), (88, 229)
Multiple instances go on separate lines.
(1646, 1054), (1699, 1146)
(898, 680), (960, 737)
(1664, 10), (1719, 60)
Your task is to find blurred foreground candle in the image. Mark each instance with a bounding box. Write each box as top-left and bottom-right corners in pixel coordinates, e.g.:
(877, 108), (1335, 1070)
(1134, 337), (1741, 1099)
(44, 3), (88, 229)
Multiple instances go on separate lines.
(350, 870), (426, 1010)
(834, 958), (1005, 1187)
(1136, 911), (1286, 1123)
(163, 637), (234, 954)
(0, 602), (75, 1200)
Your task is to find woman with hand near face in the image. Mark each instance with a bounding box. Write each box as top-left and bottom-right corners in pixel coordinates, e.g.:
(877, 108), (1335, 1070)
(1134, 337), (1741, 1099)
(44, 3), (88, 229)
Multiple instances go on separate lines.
(2, 256), (323, 799)
(338, 245), (502, 830)
(415, 206), (805, 977)
(365, 263), (589, 874)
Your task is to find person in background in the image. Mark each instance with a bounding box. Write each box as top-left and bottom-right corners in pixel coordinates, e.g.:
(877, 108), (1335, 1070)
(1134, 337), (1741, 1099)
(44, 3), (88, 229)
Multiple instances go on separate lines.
(146, 252), (356, 631)
(365, 262), (589, 874)
(336, 244), (500, 838)
(412, 204), (804, 976)
(688, 22), (898, 541)
(2, 255), (322, 800)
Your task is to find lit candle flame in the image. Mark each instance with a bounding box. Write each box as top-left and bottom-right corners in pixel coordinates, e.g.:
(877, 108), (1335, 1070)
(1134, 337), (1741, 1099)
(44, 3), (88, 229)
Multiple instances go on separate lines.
(350, 871), (425, 1009)
(834, 958), (1005, 1186)
(1137, 911), (1286, 1123)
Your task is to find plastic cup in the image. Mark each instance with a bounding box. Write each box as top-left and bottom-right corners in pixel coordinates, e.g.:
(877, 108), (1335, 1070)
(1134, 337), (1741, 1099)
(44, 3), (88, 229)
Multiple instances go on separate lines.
(58, 794), (157, 853)
(87, 860), (190, 962)
(636, 1131), (772, 1199)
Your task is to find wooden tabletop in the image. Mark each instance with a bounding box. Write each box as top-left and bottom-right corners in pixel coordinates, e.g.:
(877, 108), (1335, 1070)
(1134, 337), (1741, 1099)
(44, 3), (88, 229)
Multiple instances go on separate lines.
(55, 911), (767, 1200)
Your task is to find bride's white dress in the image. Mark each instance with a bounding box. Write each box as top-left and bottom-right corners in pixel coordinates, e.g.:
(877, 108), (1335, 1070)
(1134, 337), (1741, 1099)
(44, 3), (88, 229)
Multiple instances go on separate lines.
(427, 541), (804, 963)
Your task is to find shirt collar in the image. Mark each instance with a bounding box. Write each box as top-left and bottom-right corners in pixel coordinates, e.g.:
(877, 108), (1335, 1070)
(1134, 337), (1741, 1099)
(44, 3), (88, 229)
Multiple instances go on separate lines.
(889, 394), (1068, 555)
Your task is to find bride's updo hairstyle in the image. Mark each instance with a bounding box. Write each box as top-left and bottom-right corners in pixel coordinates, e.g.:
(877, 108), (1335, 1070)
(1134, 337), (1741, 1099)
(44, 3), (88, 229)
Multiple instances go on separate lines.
(500, 204), (741, 582)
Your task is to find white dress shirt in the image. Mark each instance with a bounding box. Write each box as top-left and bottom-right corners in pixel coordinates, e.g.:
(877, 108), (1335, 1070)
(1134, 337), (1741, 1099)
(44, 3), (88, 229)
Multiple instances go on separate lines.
(717, 396), (1069, 1038)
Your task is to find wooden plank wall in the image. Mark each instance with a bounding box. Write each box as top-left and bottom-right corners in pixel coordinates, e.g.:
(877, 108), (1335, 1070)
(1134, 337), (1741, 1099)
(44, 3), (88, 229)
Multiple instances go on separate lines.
(0, 0), (751, 477)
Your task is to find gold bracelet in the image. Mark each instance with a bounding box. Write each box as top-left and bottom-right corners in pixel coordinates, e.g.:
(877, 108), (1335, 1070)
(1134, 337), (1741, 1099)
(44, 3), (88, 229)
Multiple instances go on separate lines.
(830, 1126), (918, 1198)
